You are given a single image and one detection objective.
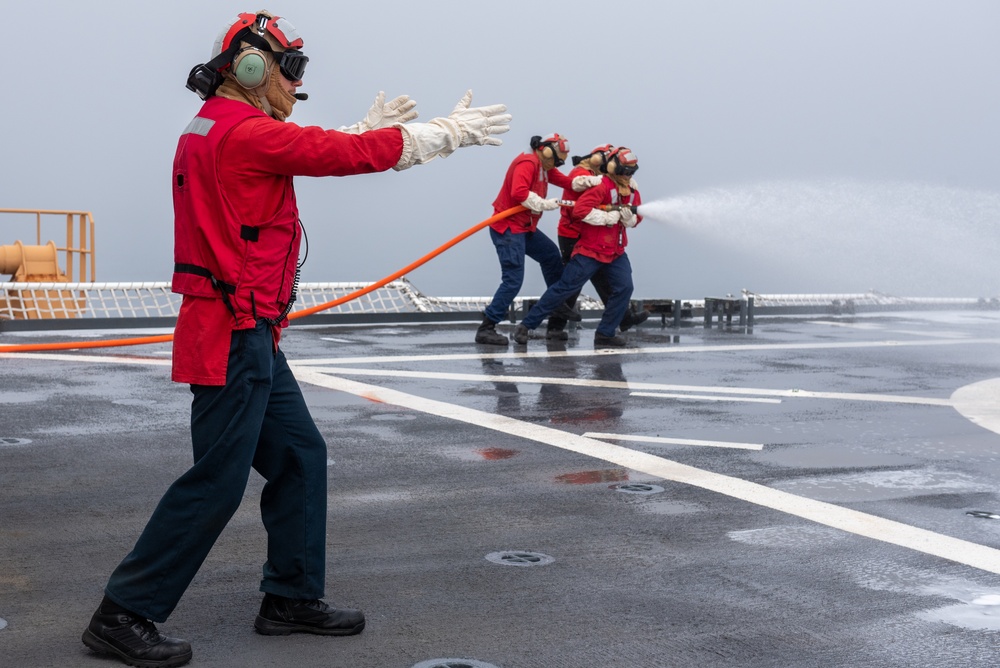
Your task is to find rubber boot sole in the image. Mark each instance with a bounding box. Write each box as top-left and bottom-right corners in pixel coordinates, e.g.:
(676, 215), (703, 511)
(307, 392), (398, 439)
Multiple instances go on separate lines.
(474, 334), (509, 345)
(254, 615), (366, 636)
(82, 629), (192, 668)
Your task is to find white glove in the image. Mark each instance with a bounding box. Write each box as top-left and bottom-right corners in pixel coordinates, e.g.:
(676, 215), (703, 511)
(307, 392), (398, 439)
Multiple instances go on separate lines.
(392, 90), (511, 170)
(339, 91), (419, 134)
(522, 192), (560, 213)
(620, 207), (638, 228)
(446, 89), (511, 147)
(582, 208), (621, 227)
(571, 174), (604, 192)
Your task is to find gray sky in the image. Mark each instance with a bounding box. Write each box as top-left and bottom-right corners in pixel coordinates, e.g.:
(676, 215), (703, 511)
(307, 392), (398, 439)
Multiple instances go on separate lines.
(5, 1), (999, 299)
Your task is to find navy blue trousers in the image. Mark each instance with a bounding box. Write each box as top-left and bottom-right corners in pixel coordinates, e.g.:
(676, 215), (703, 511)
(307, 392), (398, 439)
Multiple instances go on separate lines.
(105, 321), (328, 622)
(522, 253), (634, 337)
(483, 228), (564, 324)
(547, 235), (614, 331)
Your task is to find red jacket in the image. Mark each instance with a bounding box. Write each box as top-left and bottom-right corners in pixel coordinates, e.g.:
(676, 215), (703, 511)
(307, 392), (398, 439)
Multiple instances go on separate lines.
(171, 96), (403, 385)
(490, 152), (572, 234)
(572, 177), (642, 263)
(556, 165), (594, 239)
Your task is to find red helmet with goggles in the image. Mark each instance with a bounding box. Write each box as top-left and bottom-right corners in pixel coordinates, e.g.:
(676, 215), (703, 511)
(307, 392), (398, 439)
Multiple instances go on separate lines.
(529, 133), (570, 168)
(572, 143), (613, 167)
(187, 11), (308, 99)
(532, 133), (569, 156)
(605, 147), (639, 177)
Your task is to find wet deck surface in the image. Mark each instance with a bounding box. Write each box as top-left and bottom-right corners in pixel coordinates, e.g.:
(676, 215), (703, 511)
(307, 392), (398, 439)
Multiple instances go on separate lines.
(4, 311), (1000, 667)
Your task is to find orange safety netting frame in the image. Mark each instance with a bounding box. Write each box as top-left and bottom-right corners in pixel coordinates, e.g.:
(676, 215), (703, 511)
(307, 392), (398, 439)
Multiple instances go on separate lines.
(0, 206), (524, 354)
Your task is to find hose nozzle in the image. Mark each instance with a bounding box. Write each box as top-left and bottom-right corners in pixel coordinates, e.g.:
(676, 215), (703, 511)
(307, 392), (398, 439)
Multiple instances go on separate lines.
(555, 201), (637, 214)
(598, 204), (638, 214)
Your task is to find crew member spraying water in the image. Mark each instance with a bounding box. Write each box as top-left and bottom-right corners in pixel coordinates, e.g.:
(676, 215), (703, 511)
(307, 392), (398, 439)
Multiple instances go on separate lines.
(546, 145), (648, 339)
(514, 147), (644, 347)
(475, 134), (598, 346)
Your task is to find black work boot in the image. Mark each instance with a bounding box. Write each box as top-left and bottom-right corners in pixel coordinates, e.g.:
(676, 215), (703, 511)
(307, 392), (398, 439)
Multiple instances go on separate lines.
(594, 332), (627, 347)
(545, 327), (568, 341)
(619, 309), (650, 332)
(512, 323), (529, 344)
(552, 303), (583, 322)
(254, 593), (366, 636)
(82, 597), (192, 668)
(475, 316), (508, 345)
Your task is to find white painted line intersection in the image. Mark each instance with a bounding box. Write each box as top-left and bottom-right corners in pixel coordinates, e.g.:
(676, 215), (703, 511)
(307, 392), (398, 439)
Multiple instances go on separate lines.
(292, 336), (1000, 367)
(7, 334), (1000, 574)
(308, 366), (953, 407)
(292, 366), (1000, 576)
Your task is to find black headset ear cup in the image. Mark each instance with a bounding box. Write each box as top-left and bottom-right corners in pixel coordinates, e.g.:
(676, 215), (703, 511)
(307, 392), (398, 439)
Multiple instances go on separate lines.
(232, 48), (268, 89)
(529, 135), (542, 150)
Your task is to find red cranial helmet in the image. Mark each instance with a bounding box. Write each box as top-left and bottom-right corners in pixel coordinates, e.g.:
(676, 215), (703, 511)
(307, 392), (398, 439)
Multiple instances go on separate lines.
(572, 143), (613, 167)
(212, 11), (304, 59)
(187, 10), (307, 98)
(606, 146), (638, 176)
(530, 133), (570, 168)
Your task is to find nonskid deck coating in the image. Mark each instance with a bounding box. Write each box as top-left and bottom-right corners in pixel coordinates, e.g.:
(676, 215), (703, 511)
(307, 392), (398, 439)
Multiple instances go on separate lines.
(3, 311), (1000, 667)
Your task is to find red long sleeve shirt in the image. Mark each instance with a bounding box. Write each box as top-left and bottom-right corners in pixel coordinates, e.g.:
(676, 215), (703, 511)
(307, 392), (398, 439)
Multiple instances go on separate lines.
(556, 165), (594, 239)
(490, 152), (572, 234)
(171, 97), (404, 385)
(572, 178), (643, 264)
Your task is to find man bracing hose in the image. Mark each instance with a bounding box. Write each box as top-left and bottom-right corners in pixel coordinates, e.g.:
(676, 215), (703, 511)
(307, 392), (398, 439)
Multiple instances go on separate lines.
(546, 144), (649, 340)
(513, 147), (643, 348)
(81, 9), (510, 668)
(475, 134), (602, 346)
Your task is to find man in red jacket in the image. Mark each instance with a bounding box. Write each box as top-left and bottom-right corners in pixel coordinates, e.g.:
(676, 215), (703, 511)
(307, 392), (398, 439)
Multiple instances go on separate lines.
(513, 147), (642, 348)
(476, 134), (600, 345)
(545, 144), (649, 340)
(81, 10), (510, 668)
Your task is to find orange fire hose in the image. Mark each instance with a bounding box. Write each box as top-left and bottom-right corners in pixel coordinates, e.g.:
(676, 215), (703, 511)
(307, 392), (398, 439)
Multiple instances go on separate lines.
(0, 205), (525, 354)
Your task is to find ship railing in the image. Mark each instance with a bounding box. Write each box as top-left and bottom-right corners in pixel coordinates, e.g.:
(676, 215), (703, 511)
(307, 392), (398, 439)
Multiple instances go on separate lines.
(0, 277), (603, 322)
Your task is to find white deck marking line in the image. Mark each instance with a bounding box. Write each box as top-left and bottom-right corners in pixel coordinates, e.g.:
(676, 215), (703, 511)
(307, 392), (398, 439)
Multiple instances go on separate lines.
(583, 432), (764, 451)
(292, 367), (1000, 575)
(0, 347), (959, 405)
(292, 337), (1000, 366)
(631, 391), (782, 404)
(951, 378), (1000, 436)
(307, 367), (953, 406)
(0, 352), (170, 366)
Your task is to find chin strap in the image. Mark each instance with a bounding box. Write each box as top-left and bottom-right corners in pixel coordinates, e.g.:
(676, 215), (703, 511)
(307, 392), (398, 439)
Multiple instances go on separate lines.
(258, 91), (274, 117)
